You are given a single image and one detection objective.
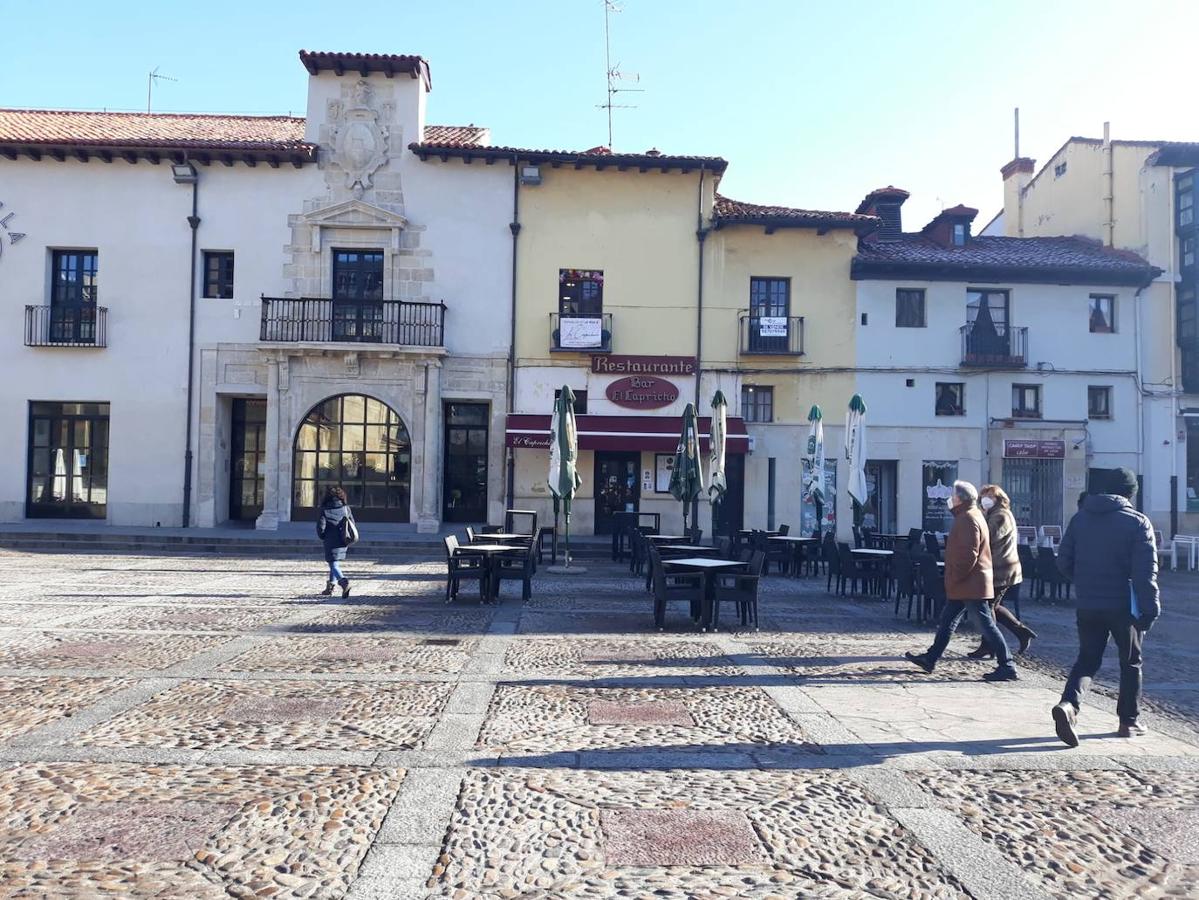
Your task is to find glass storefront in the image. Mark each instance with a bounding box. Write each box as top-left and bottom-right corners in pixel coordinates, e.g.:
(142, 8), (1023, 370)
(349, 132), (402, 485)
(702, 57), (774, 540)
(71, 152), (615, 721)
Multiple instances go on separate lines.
(27, 402), (110, 519)
(292, 393), (412, 522)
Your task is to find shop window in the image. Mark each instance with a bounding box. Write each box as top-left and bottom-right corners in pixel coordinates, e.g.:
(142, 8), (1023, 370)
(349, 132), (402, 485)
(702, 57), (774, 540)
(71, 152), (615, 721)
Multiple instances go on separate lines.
(203, 251), (235, 299)
(1087, 386), (1112, 420)
(1089, 294), (1116, 333)
(895, 288), (926, 327)
(1188, 419), (1199, 511)
(741, 385), (774, 423)
(1012, 384), (1042, 419)
(934, 382), (965, 416)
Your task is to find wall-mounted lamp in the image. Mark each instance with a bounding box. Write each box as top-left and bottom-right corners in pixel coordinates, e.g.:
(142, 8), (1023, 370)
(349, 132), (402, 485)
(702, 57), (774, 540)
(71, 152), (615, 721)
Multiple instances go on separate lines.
(519, 165), (542, 186)
(171, 162), (198, 185)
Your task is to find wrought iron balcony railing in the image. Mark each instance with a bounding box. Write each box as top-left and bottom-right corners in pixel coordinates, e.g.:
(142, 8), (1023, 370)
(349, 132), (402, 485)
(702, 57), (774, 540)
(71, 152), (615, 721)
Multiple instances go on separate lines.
(259, 297), (446, 347)
(25, 305), (107, 347)
(550, 313), (613, 352)
(739, 315), (804, 355)
(960, 323), (1028, 368)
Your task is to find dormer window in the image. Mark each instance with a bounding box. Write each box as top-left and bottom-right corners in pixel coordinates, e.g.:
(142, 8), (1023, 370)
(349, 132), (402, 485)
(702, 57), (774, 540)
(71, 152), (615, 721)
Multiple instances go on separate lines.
(952, 223), (967, 246)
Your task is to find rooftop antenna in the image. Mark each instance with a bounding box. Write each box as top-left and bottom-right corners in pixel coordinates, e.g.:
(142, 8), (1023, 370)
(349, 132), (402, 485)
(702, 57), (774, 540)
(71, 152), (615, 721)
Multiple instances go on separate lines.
(597, 0), (643, 148)
(147, 67), (178, 113)
(1014, 106), (1020, 158)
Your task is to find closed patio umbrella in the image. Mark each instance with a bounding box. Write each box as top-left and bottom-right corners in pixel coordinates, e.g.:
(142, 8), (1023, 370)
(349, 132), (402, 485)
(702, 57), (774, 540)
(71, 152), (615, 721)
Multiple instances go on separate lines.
(669, 402), (705, 537)
(845, 394), (868, 509)
(803, 404), (826, 536)
(548, 385), (582, 566)
(708, 391), (728, 538)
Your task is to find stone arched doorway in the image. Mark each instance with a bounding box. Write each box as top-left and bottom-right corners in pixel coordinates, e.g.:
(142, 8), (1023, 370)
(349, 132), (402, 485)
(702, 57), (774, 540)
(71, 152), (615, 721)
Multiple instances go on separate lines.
(291, 393), (412, 522)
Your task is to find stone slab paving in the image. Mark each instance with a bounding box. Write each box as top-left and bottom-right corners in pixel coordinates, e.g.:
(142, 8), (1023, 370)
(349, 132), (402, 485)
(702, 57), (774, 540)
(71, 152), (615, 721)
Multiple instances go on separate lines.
(0, 549), (1196, 899)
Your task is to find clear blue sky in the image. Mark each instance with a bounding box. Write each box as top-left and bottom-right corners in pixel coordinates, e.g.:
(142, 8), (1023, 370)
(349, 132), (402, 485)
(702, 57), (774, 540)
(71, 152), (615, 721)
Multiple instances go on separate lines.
(4, 0), (1196, 226)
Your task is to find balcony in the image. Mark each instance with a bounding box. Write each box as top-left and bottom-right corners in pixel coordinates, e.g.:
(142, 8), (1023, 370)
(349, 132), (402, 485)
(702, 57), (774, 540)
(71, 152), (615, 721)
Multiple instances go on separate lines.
(960, 323), (1028, 368)
(550, 313), (612, 352)
(259, 297), (446, 347)
(739, 315), (804, 355)
(25, 305), (107, 348)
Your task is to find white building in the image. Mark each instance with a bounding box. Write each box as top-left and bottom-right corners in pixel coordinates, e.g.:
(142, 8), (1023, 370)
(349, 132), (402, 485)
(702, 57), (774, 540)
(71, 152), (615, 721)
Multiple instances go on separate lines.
(850, 188), (1158, 534)
(0, 50), (512, 531)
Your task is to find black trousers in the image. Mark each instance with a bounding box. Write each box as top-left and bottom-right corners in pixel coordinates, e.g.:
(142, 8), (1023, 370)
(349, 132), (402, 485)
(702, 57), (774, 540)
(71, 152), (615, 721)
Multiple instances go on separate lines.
(1061, 609), (1144, 724)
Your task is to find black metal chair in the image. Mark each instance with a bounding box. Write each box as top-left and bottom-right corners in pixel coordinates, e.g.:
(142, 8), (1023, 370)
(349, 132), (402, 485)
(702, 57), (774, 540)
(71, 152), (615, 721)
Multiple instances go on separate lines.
(851, 525), (863, 549)
(907, 527), (924, 546)
(648, 546), (704, 631)
(716, 536), (734, 559)
(777, 523), (790, 536)
(914, 555), (947, 622)
(836, 542), (873, 596)
(465, 526), (477, 544)
(892, 551), (918, 619)
(824, 534), (840, 592)
(713, 551), (765, 630)
(443, 535), (485, 603)
(923, 533), (942, 559)
(1017, 543), (1038, 598)
(1036, 547), (1071, 604)
(536, 526), (555, 564)
(493, 541), (537, 602)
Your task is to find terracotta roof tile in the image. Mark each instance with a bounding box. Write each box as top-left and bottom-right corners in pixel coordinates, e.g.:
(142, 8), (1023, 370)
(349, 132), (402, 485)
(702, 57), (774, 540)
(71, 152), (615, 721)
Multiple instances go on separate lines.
(0, 108), (310, 153)
(714, 194), (878, 233)
(422, 124), (488, 146)
(409, 141), (726, 172)
(298, 50), (430, 87)
(853, 233), (1159, 286)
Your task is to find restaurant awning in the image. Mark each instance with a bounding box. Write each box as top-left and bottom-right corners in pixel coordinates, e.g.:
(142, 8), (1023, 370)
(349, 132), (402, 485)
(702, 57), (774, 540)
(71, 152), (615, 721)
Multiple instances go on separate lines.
(506, 414), (750, 453)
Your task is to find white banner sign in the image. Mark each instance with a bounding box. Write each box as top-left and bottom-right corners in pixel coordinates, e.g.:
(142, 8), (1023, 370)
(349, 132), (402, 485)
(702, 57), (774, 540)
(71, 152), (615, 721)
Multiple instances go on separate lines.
(757, 316), (788, 337)
(560, 316), (603, 348)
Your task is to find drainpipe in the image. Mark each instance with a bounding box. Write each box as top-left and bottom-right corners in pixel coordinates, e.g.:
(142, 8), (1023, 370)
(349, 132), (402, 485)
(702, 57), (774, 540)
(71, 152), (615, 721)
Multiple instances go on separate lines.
(1103, 122), (1115, 246)
(506, 157), (521, 513)
(1133, 283), (1146, 497)
(181, 172), (200, 527)
(694, 166), (708, 404)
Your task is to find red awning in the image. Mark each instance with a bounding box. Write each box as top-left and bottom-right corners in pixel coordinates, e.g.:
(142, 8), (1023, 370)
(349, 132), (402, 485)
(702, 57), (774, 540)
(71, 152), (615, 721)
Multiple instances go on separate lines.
(505, 414), (749, 453)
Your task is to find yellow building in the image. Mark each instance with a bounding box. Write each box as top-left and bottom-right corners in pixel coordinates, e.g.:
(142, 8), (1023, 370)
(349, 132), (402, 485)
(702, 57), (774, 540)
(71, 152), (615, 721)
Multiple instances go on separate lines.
(998, 135), (1198, 531)
(414, 142), (873, 537)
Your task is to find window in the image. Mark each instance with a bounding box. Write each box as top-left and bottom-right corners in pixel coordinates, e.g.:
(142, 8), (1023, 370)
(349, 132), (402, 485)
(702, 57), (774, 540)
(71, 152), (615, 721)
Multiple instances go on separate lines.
(27, 401), (110, 519)
(1089, 294), (1116, 333)
(1088, 386), (1112, 419)
(952, 223), (967, 246)
(1054, 161), (1068, 178)
(50, 250), (99, 344)
(741, 385), (774, 423)
(333, 249), (384, 301)
(559, 269), (603, 316)
(1178, 171), (1194, 229)
(553, 388), (588, 415)
(748, 277), (791, 352)
(1012, 384), (1042, 419)
(895, 288), (926, 327)
(934, 382), (965, 416)
(202, 251), (235, 299)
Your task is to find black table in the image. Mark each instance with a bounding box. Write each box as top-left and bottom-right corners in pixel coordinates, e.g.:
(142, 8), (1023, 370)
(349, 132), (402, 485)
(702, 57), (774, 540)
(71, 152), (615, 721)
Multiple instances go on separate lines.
(457, 544), (524, 603)
(666, 557), (746, 630)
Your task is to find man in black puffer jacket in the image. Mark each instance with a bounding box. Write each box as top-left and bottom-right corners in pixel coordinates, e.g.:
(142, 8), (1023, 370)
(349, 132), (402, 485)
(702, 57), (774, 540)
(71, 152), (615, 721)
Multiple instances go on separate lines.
(1052, 467), (1160, 746)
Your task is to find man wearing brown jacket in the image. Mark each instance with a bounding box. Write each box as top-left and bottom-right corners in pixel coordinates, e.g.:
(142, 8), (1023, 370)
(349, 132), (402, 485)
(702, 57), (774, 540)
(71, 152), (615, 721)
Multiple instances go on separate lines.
(905, 480), (1019, 682)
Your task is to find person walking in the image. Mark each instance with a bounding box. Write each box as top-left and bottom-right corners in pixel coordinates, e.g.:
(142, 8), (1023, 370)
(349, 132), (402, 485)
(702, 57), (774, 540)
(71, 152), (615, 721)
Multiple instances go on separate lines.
(905, 480), (1018, 682)
(1052, 467), (1159, 746)
(966, 485), (1037, 658)
(317, 486), (356, 598)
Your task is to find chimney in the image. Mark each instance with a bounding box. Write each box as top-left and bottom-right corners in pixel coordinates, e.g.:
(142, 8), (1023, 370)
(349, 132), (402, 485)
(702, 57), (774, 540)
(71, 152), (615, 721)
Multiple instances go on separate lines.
(922, 205), (979, 247)
(856, 186), (910, 241)
(1000, 157), (1035, 236)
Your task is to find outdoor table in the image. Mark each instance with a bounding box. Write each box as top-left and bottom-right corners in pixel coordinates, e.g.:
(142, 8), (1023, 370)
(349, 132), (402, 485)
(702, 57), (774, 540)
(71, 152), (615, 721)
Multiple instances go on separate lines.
(646, 534), (688, 543)
(665, 557), (746, 630)
(851, 548), (893, 598)
(457, 544), (524, 603)
(476, 532), (530, 542)
(658, 544), (721, 555)
(612, 511), (661, 561)
(851, 548), (894, 557)
(770, 535), (819, 577)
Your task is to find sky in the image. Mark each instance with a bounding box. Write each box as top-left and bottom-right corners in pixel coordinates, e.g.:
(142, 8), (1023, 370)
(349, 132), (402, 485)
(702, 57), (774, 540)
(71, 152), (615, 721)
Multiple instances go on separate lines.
(3, 0), (1197, 226)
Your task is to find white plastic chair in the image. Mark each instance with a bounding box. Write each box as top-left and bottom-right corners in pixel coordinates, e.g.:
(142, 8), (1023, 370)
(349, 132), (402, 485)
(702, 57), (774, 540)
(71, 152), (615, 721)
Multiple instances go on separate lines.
(1154, 530), (1177, 571)
(1038, 525), (1063, 548)
(1173, 534), (1199, 571)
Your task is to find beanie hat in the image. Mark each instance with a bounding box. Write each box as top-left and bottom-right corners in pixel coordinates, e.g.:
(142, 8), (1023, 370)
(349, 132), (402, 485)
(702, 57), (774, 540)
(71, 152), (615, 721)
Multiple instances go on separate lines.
(1106, 467), (1138, 499)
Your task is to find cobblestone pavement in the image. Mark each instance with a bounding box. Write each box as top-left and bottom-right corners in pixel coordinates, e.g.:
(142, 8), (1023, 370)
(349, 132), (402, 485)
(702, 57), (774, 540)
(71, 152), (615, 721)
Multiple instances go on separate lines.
(0, 550), (1197, 899)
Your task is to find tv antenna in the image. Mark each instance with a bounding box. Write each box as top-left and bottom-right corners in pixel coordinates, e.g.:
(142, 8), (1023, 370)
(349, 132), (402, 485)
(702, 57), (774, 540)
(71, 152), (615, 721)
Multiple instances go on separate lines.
(147, 67), (178, 113)
(597, 0), (643, 148)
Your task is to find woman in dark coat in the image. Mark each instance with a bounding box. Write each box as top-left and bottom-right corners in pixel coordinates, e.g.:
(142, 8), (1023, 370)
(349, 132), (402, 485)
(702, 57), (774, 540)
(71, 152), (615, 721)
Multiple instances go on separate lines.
(317, 486), (354, 597)
(968, 484), (1037, 656)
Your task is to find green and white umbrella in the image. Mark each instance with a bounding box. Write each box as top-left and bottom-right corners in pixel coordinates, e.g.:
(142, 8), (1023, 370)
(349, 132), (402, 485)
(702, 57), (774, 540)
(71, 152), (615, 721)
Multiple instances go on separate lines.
(669, 402), (705, 536)
(548, 385), (582, 565)
(845, 394), (868, 509)
(803, 404), (826, 533)
(708, 391), (728, 537)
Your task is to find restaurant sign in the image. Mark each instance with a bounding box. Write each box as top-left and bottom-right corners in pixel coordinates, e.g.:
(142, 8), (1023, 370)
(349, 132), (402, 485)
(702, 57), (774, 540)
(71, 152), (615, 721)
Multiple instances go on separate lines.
(591, 355), (697, 376)
(1003, 439), (1066, 459)
(559, 316), (604, 349)
(605, 375), (680, 410)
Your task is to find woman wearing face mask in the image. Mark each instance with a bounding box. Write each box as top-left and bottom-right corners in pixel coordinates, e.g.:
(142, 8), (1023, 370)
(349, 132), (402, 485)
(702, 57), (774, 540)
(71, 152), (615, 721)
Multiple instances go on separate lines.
(968, 485), (1036, 657)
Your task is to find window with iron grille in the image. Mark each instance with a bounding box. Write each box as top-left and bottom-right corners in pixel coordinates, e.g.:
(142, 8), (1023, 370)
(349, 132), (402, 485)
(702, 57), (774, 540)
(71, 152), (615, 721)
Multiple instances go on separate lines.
(741, 385), (774, 423)
(203, 251), (235, 299)
(934, 382), (965, 416)
(559, 269), (603, 316)
(895, 289), (926, 327)
(1088, 294), (1116, 333)
(1088, 386), (1112, 420)
(1012, 384), (1042, 419)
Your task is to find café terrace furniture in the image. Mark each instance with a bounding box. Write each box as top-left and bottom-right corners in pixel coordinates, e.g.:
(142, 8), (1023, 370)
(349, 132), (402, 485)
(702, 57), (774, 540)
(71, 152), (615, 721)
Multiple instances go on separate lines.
(1038, 525), (1064, 547)
(504, 509), (539, 539)
(768, 534), (819, 577)
(1016, 526), (1037, 545)
(1153, 530), (1177, 571)
(648, 545), (704, 630)
(443, 535), (486, 603)
(712, 550), (766, 630)
(1035, 546), (1071, 604)
(453, 540), (525, 604)
(612, 511), (661, 562)
(493, 541), (538, 602)
(665, 555), (749, 631)
(851, 547), (894, 598)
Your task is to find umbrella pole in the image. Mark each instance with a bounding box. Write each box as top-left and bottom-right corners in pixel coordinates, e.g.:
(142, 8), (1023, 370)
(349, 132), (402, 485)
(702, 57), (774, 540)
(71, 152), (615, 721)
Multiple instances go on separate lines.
(564, 515), (571, 568)
(552, 507), (560, 565)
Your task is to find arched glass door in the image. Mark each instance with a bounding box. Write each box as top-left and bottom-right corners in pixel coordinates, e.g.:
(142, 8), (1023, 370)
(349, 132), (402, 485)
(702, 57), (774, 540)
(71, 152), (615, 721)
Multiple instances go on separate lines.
(292, 394), (412, 522)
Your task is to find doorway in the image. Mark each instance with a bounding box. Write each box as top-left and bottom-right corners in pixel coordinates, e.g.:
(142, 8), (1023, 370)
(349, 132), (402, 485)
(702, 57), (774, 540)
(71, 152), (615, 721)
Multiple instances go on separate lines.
(229, 398), (266, 522)
(712, 453), (745, 537)
(1004, 458), (1064, 529)
(443, 402), (489, 523)
(594, 451), (640, 534)
(27, 401), (110, 519)
(855, 460), (897, 533)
